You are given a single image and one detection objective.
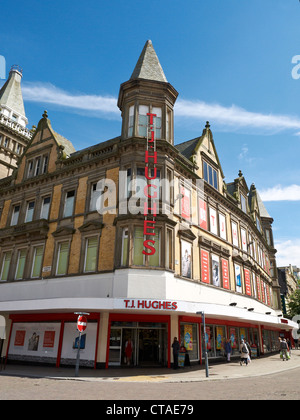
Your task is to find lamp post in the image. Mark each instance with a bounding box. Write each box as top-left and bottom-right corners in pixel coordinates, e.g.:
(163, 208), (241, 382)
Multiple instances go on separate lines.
(196, 311), (209, 378)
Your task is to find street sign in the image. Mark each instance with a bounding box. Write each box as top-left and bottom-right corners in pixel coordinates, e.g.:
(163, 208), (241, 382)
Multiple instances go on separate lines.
(77, 315), (87, 333)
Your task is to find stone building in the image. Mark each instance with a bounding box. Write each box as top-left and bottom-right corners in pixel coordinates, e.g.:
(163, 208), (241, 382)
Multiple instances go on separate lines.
(0, 66), (32, 179)
(0, 41), (296, 368)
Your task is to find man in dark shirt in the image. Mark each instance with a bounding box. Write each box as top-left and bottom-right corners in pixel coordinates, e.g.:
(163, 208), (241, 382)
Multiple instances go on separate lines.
(172, 337), (180, 369)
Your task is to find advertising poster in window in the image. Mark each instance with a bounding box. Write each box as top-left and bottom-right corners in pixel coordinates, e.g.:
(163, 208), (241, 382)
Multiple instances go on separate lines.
(219, 213), (226, 240)
(181, 240), (192, 278)
(181, 186), (190, 221)
(229, 328), (237, 349)
(216, 326), (223, 350)
(9, 323), (61, 360)
(201, 249), (210, 284)
(205, 326), (211, 350)
(60, 322), (97, 364)
(211, 254), (220, 287)
(235, 264), (242, 293)
(222, 259), (230, 289)
(244, 268), (251, 296)
(252, 272), (257, 298)
(209, 207), (217, 235)
(231, 222), (239, 247)
(184, 324), (193, 351)
(241, 228), (247, 252)
(198, 198), (207, 230)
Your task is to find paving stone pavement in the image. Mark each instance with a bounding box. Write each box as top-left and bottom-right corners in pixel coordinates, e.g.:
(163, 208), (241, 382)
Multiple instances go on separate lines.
(1, 350), (300, 383)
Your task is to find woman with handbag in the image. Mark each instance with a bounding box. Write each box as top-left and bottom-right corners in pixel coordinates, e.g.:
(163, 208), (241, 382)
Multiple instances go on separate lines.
(240, 339), (249, 366)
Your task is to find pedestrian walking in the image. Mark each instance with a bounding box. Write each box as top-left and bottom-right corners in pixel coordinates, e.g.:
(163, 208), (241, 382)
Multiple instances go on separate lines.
(245, 340), (251, 364)
(124, 337), (133, 366)
(294, 338), (298, 350)
(172, 337), (180, 369)
(225, 339), (232, 362)
(279, 338), (289, 361)
(240, 339), (249, 366)
(286, 338), (292, 358)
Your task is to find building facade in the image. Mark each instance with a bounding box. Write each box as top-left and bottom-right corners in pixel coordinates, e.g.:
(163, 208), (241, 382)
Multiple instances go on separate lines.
(0, 41), (297, 369)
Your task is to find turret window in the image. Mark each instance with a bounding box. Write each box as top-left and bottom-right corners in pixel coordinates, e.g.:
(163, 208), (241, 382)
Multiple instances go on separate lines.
(138, 105), (161, 139)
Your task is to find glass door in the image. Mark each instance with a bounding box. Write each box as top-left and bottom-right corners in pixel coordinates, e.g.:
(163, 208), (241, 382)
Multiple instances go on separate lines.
(108, 328), (122, 366)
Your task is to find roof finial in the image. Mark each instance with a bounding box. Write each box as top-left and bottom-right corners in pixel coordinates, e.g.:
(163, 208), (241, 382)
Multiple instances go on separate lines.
(238, 169), (243, 177)
(205, 121), (210, 130)
(42, 110), (48, 119)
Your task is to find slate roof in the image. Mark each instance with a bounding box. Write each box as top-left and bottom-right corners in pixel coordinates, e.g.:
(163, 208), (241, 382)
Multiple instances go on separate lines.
(130, 40), (167, 83)
(0, 68), (26, 117)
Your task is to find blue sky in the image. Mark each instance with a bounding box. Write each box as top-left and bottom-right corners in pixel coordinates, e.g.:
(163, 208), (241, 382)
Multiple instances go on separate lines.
(1, 0), (300, 267)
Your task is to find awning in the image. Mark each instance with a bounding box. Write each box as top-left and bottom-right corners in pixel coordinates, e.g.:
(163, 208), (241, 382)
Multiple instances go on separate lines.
(0, 316), (6, 339)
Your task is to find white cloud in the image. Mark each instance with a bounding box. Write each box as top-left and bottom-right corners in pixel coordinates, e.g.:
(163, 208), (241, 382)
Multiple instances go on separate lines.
(275, 240), (300, 268)
(174, 99), (300, 132)
(22, 82), (300, 133)
(259, 185), (300, 201)
(22, 82), (119, 117)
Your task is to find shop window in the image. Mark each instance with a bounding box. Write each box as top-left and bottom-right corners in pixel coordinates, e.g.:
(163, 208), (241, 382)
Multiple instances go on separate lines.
(31, 246), (44, 278)
(56, 242), (69, 276)
(15, 249), (27, 280)
(40, 197), (51, 220)
(25, 201), (35, 223)
(0, 251), (12, 281)
(63, 190), (75, 218)
(180, 323), (199, 361)
(10, 205), (20, 226)
(84, 237), (98, 273)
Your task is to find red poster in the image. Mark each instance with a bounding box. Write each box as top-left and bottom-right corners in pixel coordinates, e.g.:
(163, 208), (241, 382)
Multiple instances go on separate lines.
(266, 285), (270, 306)
(244, 269), (251, 296)
(198, 198), (207, 230)
(181, 186), (190, 220)
(43, 331), (56, 348)
(222, 259), (230, 289)
(14, 330), (26, 347)
(201, 249), (210, 284)
(261, 280), (265, 302)
(256, 276), (261, 300)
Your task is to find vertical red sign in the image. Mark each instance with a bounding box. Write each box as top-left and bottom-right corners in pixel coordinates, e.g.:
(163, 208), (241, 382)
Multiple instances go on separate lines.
(244, 269), (251, 296)
(256, 276), (261, 300)
(222, 259), (230, 289)
(201, 250), (210, 284)
(261, 280), (265, 302)
(198, 198), (207, 230)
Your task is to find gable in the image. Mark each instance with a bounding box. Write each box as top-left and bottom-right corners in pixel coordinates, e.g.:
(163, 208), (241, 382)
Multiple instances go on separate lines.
(13, 111), (75, 184)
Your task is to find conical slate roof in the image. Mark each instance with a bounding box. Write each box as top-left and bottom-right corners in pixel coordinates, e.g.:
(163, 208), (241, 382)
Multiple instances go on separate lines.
(130, 40), (167, 82)
(0, 67), (26, 118)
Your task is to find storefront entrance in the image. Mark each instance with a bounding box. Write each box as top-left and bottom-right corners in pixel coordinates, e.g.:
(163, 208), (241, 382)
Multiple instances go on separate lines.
(108, 321), (167, 367)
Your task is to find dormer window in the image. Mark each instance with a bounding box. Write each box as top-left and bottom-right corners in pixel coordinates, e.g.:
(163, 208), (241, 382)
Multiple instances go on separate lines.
(240, 193), (247, 213)
(27, 154), (49, 179)
(203, 161), (218, 190)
